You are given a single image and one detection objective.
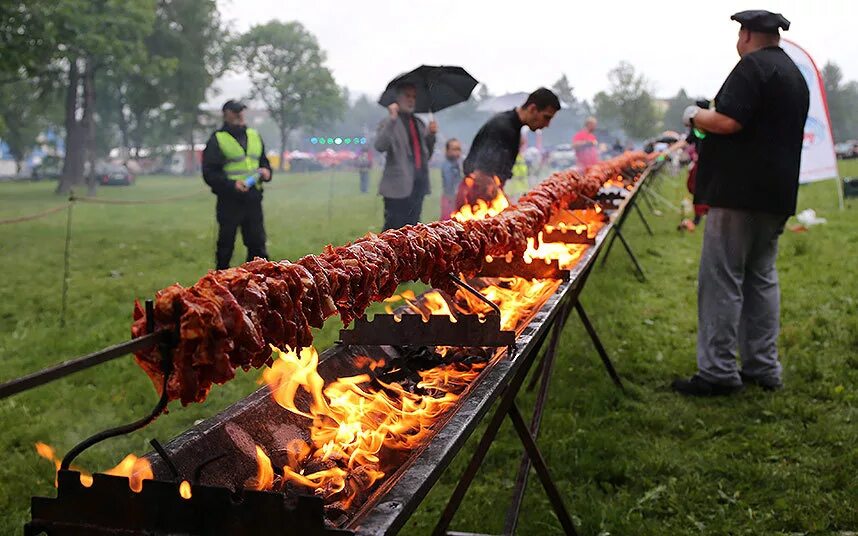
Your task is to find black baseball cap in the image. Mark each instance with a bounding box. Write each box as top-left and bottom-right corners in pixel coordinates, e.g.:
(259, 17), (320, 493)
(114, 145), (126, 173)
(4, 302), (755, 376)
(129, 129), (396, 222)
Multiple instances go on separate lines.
(222, 99), (247, 113)
(731, 10), (790, 34)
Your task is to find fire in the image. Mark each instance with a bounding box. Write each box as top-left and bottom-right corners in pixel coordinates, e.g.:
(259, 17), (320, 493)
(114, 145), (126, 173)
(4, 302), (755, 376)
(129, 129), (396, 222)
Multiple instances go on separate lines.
(451, 185), (510, 222)
(523, 233), (588, 269)
(34, 442), (152, 491)
(452, 277), (559, 331)
(247, 445), (275, 490)
(179, 480), (192, 499)
(261, 346), (481, 508)
(384, 290), (457, 322)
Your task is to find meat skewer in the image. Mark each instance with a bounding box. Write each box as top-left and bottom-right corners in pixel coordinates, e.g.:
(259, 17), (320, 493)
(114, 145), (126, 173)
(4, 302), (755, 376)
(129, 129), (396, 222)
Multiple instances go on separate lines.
(131, 152), (650, 405)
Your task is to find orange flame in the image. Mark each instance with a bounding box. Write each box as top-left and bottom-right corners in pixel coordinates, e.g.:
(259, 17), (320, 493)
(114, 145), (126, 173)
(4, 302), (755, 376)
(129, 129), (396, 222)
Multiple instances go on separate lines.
(262, 346), (479, 507)
(451, 187), (510, 222)
(179, 480), (192, 499)
(523, 234), (588, 269)
(453, 277), (559, 331)
(384, 290), (457, 322)
(247, 445), (275, 491)
(34, 442), (151, 491)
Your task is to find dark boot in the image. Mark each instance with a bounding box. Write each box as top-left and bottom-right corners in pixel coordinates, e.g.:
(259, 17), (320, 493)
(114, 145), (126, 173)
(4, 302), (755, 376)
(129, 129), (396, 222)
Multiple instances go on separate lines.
(739, 371), (783, 391)
(671, 374), (744, 397)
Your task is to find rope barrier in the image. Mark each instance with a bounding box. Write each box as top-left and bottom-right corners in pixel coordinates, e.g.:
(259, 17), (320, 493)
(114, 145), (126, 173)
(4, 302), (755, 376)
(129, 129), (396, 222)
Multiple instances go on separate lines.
(71, 189), (208, 205)
(0, 203), (70, 226)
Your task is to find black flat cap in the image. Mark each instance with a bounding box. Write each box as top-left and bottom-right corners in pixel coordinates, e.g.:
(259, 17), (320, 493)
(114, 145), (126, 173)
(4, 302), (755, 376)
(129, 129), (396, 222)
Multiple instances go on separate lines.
(731, 10), (790, 34)
(222, 99), (247, 113)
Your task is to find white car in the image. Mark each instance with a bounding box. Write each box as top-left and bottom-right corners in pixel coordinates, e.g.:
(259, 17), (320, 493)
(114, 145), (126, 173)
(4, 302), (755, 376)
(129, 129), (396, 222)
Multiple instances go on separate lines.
(548, 144), (577, 169)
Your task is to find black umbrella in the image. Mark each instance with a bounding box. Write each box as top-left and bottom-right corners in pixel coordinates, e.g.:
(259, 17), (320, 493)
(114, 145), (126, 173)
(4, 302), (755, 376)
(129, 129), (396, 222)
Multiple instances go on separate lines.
(378, 65), (478, 114)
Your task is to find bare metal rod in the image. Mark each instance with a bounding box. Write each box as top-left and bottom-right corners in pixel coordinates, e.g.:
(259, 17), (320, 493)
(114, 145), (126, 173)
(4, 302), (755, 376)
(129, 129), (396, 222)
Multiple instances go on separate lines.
(0, 331), (166, 400)
(447, 273), (502, 317)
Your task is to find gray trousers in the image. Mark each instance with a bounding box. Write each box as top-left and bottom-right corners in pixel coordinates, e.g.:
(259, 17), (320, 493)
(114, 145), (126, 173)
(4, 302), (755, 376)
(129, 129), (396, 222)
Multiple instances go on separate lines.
(697, 208), (788, 386)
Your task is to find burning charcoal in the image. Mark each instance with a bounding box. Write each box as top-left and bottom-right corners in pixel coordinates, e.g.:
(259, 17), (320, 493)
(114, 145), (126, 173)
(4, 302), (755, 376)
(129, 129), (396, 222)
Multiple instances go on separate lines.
(303, 457), (339, 475)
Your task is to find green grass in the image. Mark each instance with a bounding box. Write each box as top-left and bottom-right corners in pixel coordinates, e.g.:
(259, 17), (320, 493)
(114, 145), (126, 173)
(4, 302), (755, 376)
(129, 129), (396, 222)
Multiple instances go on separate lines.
(2, 163), (857, 535)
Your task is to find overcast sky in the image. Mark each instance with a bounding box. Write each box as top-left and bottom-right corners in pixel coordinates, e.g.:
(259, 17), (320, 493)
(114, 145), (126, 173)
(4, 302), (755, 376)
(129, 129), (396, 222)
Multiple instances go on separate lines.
(212, 0), (857, 106)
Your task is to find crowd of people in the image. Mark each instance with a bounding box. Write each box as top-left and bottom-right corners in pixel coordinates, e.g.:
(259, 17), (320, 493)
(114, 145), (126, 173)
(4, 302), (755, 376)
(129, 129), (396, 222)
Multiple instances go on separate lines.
(200, 9), (808, 397)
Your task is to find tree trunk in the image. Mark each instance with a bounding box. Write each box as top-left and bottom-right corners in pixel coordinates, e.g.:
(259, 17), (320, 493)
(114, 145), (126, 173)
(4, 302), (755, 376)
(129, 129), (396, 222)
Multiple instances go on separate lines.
(185, 120), (196, 176)
(117, 87), (130, 158)
(58, 58), (83, 195)
(82, 58), (98, 197)
(279, 127), (287, 171)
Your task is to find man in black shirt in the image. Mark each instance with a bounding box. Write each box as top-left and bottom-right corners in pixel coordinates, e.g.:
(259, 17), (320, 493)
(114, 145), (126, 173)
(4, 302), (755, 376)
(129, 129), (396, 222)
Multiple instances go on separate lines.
(458, 88), (560, 207)
(672, 11), (809, 396)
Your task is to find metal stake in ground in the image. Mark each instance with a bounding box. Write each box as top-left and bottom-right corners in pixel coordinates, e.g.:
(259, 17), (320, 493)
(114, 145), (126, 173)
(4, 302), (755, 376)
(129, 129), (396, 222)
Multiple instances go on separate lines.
(60, 195), (74, 327)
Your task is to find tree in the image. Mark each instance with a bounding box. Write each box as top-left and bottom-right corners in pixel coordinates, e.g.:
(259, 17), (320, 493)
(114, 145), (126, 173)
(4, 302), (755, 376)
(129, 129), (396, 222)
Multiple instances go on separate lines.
(552, 74), (578, 111)
(151, 0), (226, 172)
(593, 61), (660, 139)
(662, 88), (691, 132)
(822, 62), (858, 141)
(235, 21), (345, 170)
(0, 78), (61, 174)
(6, 1), (157, 194)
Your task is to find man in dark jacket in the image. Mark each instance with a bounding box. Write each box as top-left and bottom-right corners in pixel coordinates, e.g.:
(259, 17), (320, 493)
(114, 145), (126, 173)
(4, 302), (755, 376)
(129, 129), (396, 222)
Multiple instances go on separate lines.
(459, 88), (560, 207)
(203, 100), (273, 269)
(672, 10), (810, 396)
(374, 83), (438, 230)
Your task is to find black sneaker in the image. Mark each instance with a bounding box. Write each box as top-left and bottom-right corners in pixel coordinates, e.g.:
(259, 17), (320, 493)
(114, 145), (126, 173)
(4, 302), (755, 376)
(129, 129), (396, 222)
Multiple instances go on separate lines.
(739, 371), (783, 391)
(671, 374), (745, 397)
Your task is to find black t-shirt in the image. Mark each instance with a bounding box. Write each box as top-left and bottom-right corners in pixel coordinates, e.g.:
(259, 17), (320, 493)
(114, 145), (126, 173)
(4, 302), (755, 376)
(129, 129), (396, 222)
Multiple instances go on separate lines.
(695, 46), (809, 215)
(463, 109), (524, 183)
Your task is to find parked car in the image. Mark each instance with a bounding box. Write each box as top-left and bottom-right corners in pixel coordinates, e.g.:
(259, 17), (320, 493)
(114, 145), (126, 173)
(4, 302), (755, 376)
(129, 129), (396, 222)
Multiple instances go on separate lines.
(835, 141), (858, 159)
(94, 162), (135, 186)
(31, 155), (63, 180)
(547, 144), (577, 169)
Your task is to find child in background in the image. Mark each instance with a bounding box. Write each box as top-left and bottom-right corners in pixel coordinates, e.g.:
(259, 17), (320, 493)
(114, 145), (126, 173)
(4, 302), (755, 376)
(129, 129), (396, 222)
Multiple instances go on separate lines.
(440, 138), (463, 219)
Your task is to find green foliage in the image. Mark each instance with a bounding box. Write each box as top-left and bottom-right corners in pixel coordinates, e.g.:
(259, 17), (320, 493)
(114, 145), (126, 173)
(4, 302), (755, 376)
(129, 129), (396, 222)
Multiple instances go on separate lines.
(662, 88), (692, 133)
(234, 20), (344, 164)
(822, 61), (858, 141)
(594, 61), (661, 139)
(0, 77), (61, 169)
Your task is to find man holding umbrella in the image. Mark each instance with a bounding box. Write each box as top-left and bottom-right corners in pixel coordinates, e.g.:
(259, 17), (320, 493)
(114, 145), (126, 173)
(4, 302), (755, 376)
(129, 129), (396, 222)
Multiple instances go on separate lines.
(375, 83), (438, 230)
(375, 65), (478, 230)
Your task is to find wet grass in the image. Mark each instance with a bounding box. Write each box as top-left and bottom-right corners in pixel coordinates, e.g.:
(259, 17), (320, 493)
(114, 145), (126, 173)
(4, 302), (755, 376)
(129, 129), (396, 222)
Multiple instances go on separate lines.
(2, 162), (857, 534)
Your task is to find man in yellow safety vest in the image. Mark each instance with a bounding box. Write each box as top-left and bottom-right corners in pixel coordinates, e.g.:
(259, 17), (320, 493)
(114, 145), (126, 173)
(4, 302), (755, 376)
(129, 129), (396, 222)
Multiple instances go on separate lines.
(202, 100), (273, 269)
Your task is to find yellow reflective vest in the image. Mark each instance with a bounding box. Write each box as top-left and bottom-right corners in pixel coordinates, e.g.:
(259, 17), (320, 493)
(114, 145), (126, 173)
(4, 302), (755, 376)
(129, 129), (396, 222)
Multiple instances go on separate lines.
(215, 128), (263, 188)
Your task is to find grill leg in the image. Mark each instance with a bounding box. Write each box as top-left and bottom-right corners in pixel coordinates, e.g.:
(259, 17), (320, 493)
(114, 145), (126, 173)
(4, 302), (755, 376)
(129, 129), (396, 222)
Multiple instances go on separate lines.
(599, 226), (619, 268)
(575, 301), (624, 390)
(507, 403), (578, 536)
(633, 201), (654, 236)
(505, 299), (571, 534)
(614, 228), (646, 282)
(432, 324), (553, 536)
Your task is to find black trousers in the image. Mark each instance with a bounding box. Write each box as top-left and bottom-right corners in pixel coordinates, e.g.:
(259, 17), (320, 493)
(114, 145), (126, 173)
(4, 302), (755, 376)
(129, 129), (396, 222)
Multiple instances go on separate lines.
(383, 188), (425, 231)
(215, 195), (268, 269)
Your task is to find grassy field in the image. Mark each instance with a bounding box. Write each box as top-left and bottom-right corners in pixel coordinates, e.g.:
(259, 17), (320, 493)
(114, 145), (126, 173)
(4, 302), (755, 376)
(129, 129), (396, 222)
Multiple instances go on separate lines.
(1, 163), (856, 535)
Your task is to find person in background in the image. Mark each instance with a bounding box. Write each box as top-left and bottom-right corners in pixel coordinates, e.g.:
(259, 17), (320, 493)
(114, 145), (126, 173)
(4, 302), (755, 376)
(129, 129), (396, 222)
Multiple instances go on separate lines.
(202, 99), (273, 270)
(440, 138), (463, 219)
(374, 82), (438, 230)
(459, 88), (560, 207)
(357, 147), (372, 194)
(572, 116), (600, 171)
(671, 10), (809, 396)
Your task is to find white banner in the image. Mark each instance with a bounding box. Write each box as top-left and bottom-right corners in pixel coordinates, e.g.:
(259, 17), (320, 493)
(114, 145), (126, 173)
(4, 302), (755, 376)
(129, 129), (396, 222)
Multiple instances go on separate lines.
(781, 39), (839, 184)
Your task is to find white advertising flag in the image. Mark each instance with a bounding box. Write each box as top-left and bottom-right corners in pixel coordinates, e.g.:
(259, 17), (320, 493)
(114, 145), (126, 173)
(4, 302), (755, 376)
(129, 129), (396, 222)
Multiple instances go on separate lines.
(780, 39), (839, 184)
